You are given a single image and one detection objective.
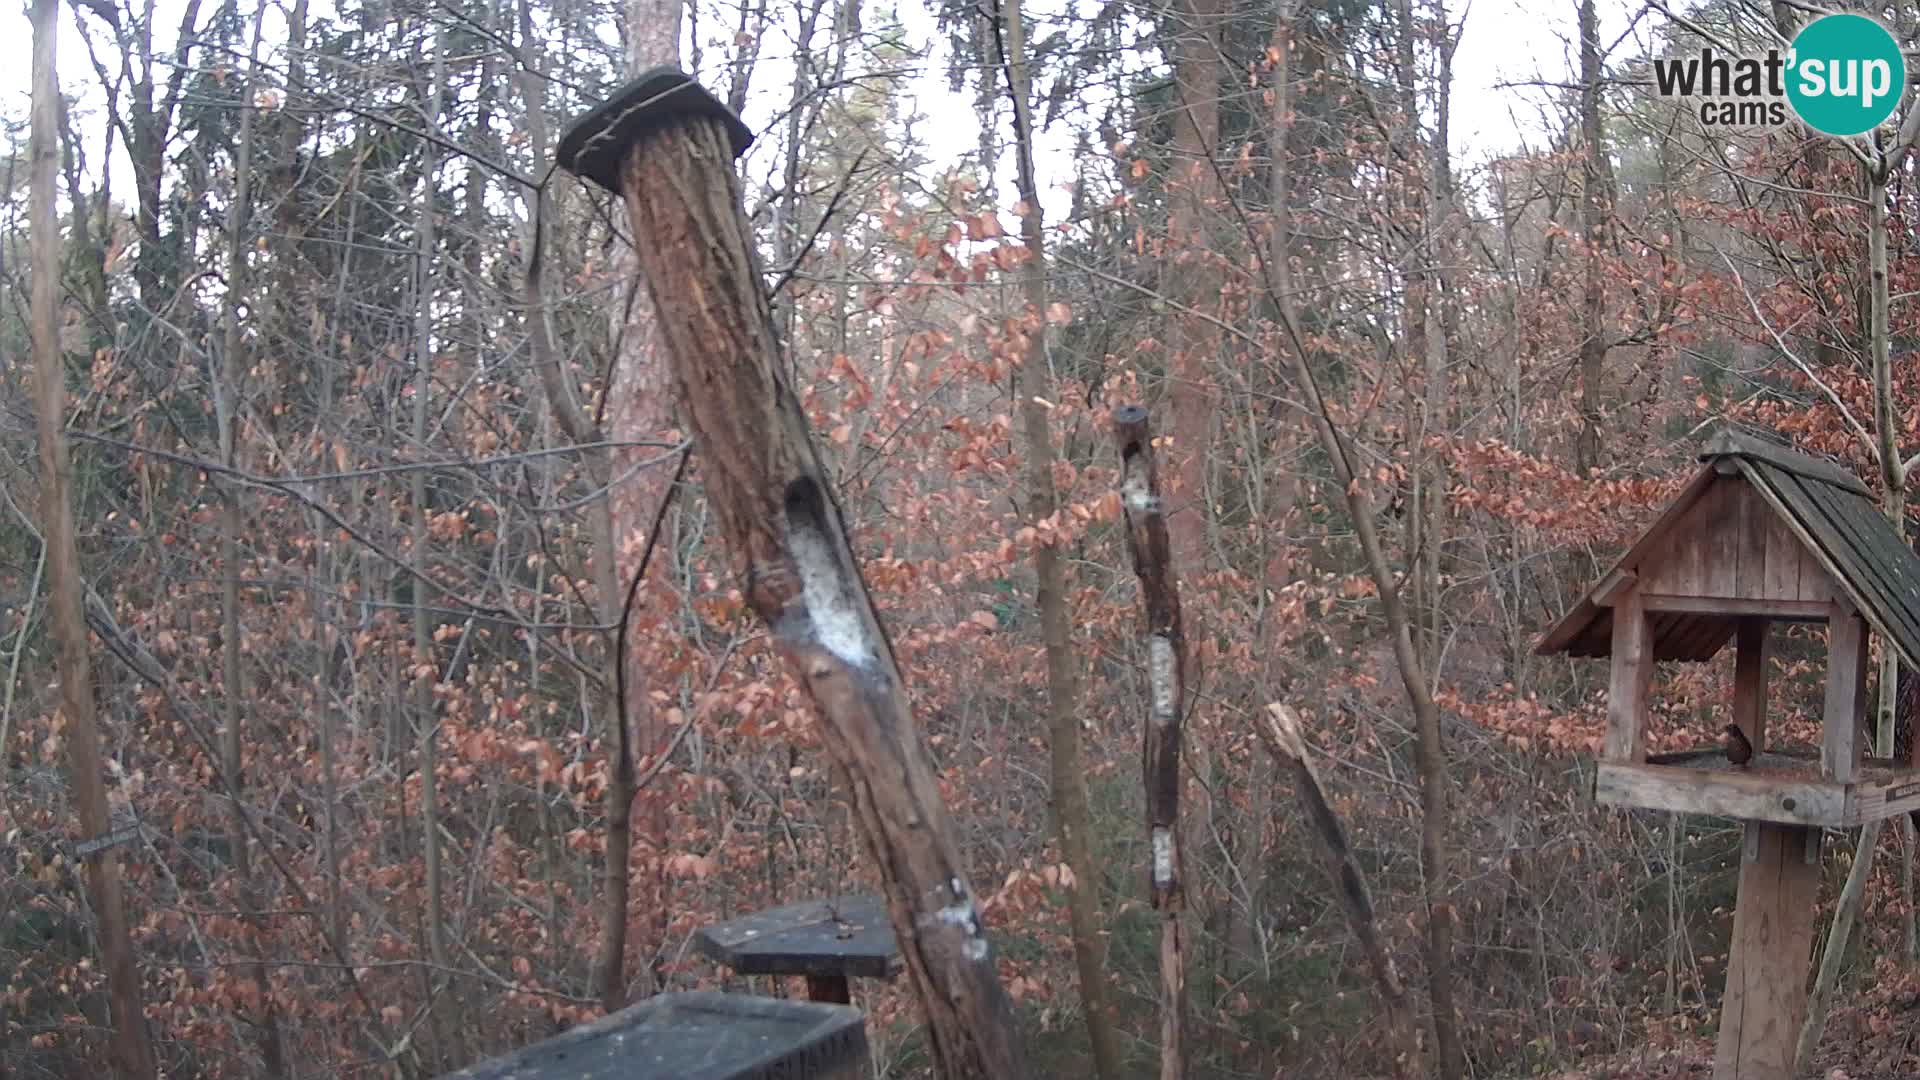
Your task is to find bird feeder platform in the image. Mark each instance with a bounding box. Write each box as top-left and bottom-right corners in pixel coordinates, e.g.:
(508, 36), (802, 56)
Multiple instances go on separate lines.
(694, 894), (903, 1005)
(440, 991), (869, 1080)
(1538, 429), (1920, 1080)
(1599, 748), (1920, 828)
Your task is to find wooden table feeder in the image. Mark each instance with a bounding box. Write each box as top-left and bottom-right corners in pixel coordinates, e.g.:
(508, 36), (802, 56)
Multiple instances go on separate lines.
(1537, 429), (1920, 1079)
(440, 992), (869, 1080)
(694, 894), (903, 1005)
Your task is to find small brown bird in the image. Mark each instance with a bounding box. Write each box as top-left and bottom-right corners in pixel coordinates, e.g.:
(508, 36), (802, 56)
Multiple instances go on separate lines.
(1723, 724), (1754, 767)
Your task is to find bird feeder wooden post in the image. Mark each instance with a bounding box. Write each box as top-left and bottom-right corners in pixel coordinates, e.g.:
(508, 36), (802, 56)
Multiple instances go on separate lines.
(1538, 429), (1920, 1080)
(556, 69), (1024, 1079)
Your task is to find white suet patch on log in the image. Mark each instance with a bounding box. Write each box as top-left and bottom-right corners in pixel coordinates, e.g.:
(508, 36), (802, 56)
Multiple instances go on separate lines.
(784, 480), (878, 669)
(1122, 463), (1160, 514)
(1151, 827), (1175, 889)
(1149, 633), (1178, 723)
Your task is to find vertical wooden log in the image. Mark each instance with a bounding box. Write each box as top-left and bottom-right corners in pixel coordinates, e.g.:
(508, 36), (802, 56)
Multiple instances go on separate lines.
(1111, 405), (1188, 1080)
(557, 70), (1024, 1079)
(1603, 591), (1652, 762)
(1713, 823), (1821, 1080)
(1732, 617), (1768, 752)
(1824, 608), (1865, 783)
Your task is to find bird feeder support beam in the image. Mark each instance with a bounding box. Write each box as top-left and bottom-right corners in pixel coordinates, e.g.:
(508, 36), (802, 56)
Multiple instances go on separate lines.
(1713, 823), (1821, 1080)
(1603, 589), (1652, 763)
(1823, 604), (1866, 784)
(1731, 617), (1768, 755)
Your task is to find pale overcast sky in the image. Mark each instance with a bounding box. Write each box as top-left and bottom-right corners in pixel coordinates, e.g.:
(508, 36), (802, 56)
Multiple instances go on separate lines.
(2, 0), (1643, 228)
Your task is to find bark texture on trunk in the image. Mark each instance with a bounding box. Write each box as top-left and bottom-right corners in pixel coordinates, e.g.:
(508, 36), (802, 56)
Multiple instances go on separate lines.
(1166, 0), (1220, 582)
(409, 36), (452, 1068)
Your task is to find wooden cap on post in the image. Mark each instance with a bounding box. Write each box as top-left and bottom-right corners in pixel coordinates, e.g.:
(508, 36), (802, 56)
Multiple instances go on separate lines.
(556, 67), (753, 194)
(1111, 403), (1152, 447)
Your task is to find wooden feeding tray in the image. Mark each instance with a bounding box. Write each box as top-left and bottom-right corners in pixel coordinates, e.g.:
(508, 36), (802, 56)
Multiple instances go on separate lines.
(441, 991), (869, 1079)
(694, 894), (902, 1004)
(1596, 747), (1920, 828)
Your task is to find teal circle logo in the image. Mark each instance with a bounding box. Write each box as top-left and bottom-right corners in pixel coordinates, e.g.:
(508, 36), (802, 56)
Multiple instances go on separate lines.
(1786, 14), (1906, 137)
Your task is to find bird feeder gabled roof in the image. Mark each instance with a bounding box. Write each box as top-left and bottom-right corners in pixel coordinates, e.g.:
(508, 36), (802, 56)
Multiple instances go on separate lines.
(1536, 429), (1920, 671)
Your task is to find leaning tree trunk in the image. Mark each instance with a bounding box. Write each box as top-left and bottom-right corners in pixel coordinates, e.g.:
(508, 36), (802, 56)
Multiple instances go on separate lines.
(1257, 705), (1418, 1075)
(558, 72), (1025, 1079)
(28, 0), (158, 1073)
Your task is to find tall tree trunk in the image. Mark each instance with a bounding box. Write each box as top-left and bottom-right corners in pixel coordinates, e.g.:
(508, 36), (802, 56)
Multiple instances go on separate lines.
(1422, 0), (1457, 673)
(994, 3), (1123, 1075)
(597, 0), (685, 1008)
(410, 33), (452, 1067)
(28, 1), (158, 1072)
(1392, 0), (1442, 673)
(1168, 0), (1228, 989)
(214, 12), (285, 1075)
(1166, 0), (1219, 601)
(1574, 0), (1610, 474)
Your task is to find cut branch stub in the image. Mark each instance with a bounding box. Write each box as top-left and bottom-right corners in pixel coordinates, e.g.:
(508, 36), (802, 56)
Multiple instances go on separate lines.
(1113, 404), (1184, 904)
(557, 72), (1025, 1079)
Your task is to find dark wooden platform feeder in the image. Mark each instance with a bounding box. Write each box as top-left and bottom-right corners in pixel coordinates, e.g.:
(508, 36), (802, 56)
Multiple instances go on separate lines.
(1538, 429), (1920, 1080)
(441, 992), (869, 1079)
(694, 894), (902, 1005)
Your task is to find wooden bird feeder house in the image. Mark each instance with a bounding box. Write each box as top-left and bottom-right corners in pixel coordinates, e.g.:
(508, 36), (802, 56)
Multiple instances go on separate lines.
(1538, 428), (1920, 1079)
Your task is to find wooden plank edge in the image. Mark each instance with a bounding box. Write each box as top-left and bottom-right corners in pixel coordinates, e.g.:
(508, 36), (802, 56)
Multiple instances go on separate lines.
(1594, 762), (1849, 827)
